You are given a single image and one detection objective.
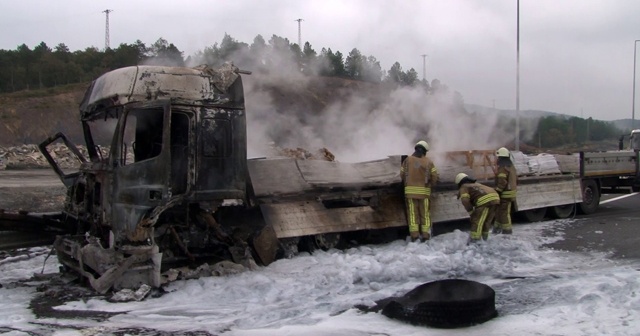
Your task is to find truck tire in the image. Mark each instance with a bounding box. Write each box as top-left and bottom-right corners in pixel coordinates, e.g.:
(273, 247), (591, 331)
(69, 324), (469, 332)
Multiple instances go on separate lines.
(300, 233), (344, 253)
(519, 207), (547, 222)
(380, 279), (497, 328)
(579, 179), (600, 215)
(548, 204), (575, 219)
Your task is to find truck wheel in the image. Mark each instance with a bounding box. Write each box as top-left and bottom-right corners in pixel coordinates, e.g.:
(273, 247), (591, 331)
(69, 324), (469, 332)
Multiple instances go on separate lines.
(548, 204), (575, 219)
(300, 233), (344, 253)
(519, 208), (547, 222)
(579, 180), (600, 215)
(380, 279), (497, 328)
(314, 233), (344, 250)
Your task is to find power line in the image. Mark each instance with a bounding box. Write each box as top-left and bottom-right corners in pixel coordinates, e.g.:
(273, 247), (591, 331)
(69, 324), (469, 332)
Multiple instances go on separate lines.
(295, 18), (303, 48)
(103, 9), (113, 50)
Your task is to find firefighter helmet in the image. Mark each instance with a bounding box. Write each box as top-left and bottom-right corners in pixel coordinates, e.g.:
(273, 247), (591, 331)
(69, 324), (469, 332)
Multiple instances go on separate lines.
(455, 173), (468, 185)
(415, 140), (429, 152)
(496, 147), (510, 158)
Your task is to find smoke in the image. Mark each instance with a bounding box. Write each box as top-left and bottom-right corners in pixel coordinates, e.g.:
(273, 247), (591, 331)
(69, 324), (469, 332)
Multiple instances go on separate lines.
(244, 74), (514, 163)
(183, 37), (521, 162)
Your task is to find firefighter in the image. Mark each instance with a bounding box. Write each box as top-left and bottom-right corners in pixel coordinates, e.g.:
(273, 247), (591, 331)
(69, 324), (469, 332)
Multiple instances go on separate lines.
(455, 173), (500, 242)
(493, 147), (518, 234)
(401, 140), (438, 242)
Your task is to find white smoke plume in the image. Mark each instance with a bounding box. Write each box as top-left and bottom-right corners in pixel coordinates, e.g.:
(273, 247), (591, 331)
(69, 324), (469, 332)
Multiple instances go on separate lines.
(244, 74), (516, 163)
(184, 35), (529, 163)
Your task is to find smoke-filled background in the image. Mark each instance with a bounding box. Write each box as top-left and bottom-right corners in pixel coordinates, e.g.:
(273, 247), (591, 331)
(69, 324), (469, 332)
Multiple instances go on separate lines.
(211, 40), (534, 162)
(243, 73), (520, 162)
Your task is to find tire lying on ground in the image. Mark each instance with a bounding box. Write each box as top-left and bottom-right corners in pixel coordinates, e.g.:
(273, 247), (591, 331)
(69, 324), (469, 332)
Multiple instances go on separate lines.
(380, 279), (497, 328)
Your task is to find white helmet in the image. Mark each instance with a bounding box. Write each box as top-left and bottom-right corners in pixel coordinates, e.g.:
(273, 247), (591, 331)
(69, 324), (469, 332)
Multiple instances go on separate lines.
(496, 147), (510, 158)
(415, 140), (429, 152)
(455, 173), (468, 185)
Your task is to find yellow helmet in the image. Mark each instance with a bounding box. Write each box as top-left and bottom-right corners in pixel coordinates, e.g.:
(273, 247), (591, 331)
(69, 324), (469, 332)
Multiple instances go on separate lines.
(455, 173), (468, 185)
(496, 147), (510, 158)
(415, 140), (429, 152)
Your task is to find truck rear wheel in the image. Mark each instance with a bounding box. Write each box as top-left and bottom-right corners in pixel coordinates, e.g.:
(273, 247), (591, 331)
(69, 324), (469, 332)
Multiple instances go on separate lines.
(301, 233), (345, 252)
(520, 208), (547, 222)
(548, 204), (575, 219)
(579, 179), (600, 215)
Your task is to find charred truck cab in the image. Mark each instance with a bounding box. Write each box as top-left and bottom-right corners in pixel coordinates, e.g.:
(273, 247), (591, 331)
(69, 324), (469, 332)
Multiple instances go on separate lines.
(39, 64), (266, 293)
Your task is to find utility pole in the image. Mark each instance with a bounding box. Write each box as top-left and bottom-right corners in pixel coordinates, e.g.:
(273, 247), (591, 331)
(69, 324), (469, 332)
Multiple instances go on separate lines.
(295, 18), (303, 48)
(421, 54), (427, 81)
(103, 9), (113, 50)
(633, 40), (640, 130)
(515, 0), (520, 151)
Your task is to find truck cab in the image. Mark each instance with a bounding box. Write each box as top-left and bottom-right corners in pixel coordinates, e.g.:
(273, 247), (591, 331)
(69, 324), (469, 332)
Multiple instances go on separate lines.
(38, 64), (252, 292)
(629, 129), (640, 151)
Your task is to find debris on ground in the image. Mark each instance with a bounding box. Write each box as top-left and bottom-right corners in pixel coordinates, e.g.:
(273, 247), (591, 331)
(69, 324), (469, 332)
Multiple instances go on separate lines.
(110, 284), (152, 302)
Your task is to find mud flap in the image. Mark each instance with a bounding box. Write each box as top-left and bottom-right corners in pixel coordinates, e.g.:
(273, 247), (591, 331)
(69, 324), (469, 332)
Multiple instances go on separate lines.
(251, 224), (278, 265)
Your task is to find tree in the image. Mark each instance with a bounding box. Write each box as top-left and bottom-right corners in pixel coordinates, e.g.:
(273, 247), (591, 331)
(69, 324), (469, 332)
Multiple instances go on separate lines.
(147, 38), (184, 66)
(345, 48), (364, 80)
(303, 42), (317, 61)
(16, 44), (33, 89)
(301, 42), (318, 74)
(362, 55), (383, 83)
(317, 48), (334, 76)
(218, 33), (249, 61)
(53, 43), (71, 63)
(267, 35), (297, 72)
(387, 62), (403, 84)
(250, 34), (268, 68)
(330, 50), (346, 77)
(403, 68), (418, 86)
(290, 43), (303, 68)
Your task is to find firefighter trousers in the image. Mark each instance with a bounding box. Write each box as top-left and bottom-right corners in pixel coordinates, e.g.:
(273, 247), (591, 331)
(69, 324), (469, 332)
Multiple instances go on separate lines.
(494, 198), (514, 232)
(470, 204), (497, 240)
(405, 197), (431, 239)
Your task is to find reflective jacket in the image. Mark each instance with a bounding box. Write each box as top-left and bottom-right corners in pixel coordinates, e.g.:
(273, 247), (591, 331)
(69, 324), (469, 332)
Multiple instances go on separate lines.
(401, 155), (438, 199)
(495, 163), (518, 199)
(457, 182), (500, 213)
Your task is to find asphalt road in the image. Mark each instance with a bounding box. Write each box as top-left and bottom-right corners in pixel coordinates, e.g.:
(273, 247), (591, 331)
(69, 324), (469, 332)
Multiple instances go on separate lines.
(543, 192), (640, 259)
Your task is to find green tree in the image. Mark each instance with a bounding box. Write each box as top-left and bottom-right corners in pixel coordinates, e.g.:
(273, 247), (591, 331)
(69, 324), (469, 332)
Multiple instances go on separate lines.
(330, 51), (346, 77)
(16, 44), (33, 90)
(147, 38), (184, 66)
(403, 68), (418, 86)
(345, 48), (363, 80)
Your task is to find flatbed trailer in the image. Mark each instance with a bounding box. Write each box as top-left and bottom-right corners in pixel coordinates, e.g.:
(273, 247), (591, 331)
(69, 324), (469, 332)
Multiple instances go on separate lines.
(248, 154), (585, 241)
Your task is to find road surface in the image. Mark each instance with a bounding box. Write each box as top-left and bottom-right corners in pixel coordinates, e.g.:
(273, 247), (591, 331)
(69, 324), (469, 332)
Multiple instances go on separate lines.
(544, 193), (640, 259)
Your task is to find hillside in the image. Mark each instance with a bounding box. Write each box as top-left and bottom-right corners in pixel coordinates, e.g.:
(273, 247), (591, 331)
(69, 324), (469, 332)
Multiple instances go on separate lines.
(0, 83), (88, 146)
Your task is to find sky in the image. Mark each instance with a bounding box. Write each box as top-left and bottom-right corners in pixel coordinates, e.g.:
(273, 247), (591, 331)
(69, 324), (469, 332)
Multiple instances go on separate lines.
(1, 218), (640, 335)
(2, 1), (640, 121)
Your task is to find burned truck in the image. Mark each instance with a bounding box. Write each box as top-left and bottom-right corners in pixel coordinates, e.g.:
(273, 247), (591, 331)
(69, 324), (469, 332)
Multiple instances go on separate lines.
(37, 64), (285, 293)
(34, 63), (411, 293)
(9, 63), (606, 294)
